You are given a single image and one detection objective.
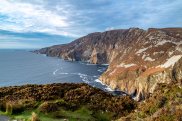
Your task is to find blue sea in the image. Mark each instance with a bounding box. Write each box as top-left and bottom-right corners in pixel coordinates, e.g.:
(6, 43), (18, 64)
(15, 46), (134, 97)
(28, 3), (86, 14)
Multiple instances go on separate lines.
(0, 49), (113, 92)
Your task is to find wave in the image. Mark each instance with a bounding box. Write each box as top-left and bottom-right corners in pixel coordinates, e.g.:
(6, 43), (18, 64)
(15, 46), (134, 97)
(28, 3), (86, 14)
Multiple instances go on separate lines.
(94, 79), (104, 84)
(97, 67), (107, 72)
(93, 75), (99, 78)
(53, 69), (59, 75)
(86, 63), (97, 65)
(101, 64), (109, 66)
(97, 69), (105, 72)
(75, 73), (90, 83)
(80, 76), (89, 84)
(59, 72), (69, 75)
(94, 79), (114, 91)
(105, 87), (114, 92)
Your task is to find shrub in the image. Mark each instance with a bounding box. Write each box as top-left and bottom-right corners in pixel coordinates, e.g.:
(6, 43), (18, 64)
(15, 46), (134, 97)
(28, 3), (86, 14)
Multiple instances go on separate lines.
(5, 103), (12, 115)
(93, 111), (112, 121)
(6, 102), (25, 115)
(0, 102), (6, 112)
(31, 112), (40, 121)
(38, 102), (59, 113)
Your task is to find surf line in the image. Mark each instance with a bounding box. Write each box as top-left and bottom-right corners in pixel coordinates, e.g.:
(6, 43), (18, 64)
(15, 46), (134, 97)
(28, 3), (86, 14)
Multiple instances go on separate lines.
(53, 69), (59, 75)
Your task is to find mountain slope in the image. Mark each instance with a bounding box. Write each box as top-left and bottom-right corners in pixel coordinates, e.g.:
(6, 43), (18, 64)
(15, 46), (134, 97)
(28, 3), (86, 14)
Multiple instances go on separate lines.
(35, 28), (182, 101)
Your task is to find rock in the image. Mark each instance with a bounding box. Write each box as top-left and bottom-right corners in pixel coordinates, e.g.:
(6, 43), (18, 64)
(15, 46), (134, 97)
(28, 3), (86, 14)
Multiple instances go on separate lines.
(35, 28), (182, 101)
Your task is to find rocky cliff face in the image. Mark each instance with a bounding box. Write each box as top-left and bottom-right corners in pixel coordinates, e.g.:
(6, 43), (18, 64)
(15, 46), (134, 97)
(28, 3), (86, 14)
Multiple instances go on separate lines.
(35, 28), (182, 101)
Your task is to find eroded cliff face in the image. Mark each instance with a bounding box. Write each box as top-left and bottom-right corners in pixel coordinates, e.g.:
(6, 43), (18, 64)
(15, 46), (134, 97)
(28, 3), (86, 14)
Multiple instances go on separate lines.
(35, 28), (182, 101)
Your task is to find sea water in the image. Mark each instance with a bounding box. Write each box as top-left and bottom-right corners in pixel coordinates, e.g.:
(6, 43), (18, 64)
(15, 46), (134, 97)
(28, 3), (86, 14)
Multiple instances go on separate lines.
(0, 49), (113, 92)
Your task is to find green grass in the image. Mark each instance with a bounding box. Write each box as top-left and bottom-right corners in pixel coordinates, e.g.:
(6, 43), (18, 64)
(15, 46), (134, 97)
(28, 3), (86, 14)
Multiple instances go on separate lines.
(12, 107), (113, 121)
(158, 115), (175, 121)
(0, 101), (113, 121)
(8, 106), (99, 121)
(94, 111), (113, 121)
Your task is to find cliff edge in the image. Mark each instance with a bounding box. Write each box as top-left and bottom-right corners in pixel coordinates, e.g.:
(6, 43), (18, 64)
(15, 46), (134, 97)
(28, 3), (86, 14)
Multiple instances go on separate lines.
(35, 28), (182, 101)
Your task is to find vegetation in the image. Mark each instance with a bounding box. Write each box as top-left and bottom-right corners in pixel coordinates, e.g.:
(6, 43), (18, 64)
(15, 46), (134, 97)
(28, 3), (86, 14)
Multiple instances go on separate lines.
(1, 82), (180, 121)
(0, 83), (136, 121)
(118, 82), (182, 121)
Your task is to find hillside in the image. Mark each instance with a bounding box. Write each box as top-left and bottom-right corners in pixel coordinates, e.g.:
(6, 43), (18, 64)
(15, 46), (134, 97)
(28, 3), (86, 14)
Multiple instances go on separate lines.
(0, 83), (136, 121)
(0, 82), (181, 121)
(118, 82), (182, 121)
(35, 28), (182, 101)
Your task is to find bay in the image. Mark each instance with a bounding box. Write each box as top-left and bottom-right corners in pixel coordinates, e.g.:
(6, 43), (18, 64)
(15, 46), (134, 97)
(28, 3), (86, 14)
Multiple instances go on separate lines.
(0, 49), (112, 92)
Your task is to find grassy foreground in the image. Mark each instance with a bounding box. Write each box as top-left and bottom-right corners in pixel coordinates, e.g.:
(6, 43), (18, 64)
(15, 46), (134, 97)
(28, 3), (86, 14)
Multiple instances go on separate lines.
(0, 83), (136, 121)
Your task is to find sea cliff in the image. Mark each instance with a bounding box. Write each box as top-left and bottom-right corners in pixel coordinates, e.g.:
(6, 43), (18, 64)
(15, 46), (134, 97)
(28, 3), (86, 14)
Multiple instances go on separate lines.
(35, 28), (182, 101)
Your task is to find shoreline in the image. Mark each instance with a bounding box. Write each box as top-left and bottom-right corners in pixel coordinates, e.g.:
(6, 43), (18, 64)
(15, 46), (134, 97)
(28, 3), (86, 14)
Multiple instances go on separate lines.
(33, 52), (124, 95)
(36, 52), (127, 96)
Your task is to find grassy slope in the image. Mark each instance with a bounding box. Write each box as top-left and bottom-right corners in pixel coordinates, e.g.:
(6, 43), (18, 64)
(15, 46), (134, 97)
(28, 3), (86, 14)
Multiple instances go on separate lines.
(0, 82), (181, 121)
(0, 83), (136, 121)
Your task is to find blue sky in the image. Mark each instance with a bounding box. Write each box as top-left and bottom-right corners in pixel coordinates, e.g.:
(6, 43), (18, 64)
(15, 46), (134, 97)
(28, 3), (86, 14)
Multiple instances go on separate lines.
(0, 0), (182, 49)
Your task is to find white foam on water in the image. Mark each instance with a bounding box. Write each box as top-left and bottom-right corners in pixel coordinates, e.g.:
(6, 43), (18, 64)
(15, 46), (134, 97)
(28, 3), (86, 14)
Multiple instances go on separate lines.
(94, 79), (104, 85)
(78, 73), (90, 83)
(97, 69), (104, 72)
(105, 87), (114, 91)
(71, 73), (90, 84)
(59, 72), (69, 75)
(101, 64), (109, 66)
(93, 75), (99, 78)
(94, 79), (114, 91)
(86, 63), (97, 65)
(74, 73), (88, 77)
(53, 69), (59, 75)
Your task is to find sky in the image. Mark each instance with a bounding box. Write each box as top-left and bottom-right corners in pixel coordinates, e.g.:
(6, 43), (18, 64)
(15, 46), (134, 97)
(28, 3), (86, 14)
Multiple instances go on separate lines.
(0, 0), (182, 49)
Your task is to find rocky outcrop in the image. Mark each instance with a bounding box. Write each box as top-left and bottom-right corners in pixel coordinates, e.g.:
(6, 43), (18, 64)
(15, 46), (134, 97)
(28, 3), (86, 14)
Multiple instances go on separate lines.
(173, 57), (182, 83)
(35, 28), (182, 101)
(118, 82), (182, 121)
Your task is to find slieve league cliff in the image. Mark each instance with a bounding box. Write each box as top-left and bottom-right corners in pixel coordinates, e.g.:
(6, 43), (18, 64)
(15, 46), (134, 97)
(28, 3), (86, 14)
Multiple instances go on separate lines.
(35, 28), (182, 101)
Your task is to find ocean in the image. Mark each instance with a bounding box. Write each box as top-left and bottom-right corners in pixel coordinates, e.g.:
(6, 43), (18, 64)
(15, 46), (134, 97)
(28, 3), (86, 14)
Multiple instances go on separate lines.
(0, 49), (113, 92)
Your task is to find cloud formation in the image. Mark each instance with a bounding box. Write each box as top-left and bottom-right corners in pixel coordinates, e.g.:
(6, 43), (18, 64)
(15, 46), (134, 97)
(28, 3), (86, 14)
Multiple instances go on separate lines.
(0, 30), (73, 49)
(0, 0), (72, 36)
(0, 0), (181, 48)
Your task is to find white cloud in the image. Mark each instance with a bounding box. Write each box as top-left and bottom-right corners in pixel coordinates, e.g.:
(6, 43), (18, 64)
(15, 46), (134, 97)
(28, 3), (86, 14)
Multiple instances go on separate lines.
(0, 0), (181, 40)
(0, 41), (41, 49)
(0, 0), (74, 36)
(105, 27), (114, 31)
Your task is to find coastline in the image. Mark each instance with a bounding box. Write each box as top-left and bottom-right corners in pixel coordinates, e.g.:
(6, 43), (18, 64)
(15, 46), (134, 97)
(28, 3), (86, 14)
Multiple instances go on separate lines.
(33, 50), (125, 95)
(35, 52), (127, 96)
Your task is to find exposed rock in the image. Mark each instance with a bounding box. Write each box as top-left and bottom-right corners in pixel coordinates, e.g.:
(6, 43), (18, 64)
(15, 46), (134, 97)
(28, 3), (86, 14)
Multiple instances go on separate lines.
(35, 28), (182, 101)
(173, 58), (182, 84)
(117, 82), (182, 121)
